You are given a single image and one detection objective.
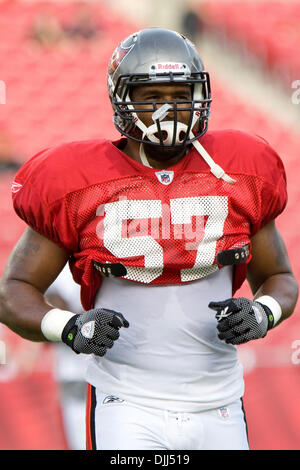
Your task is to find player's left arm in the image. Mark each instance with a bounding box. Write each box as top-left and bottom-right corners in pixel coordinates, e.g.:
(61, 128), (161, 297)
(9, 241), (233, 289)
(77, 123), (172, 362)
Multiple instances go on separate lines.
(247, 219), (298, 326)
(209, 220), (298, 344)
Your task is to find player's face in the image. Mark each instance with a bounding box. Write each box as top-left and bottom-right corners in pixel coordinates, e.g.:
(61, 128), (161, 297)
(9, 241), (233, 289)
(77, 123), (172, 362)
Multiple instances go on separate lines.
(131, 83), (192, 124)
(130, 83), (193, 161)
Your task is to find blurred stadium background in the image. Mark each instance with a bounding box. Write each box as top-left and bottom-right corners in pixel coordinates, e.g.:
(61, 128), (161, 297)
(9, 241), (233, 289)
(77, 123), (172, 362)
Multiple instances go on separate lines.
(0, 0), (299, 450)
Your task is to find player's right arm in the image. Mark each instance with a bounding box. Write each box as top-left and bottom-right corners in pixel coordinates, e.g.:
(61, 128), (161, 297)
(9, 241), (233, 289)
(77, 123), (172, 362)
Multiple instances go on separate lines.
(0, 227), (129, 354)
(0, 227), (70, 341)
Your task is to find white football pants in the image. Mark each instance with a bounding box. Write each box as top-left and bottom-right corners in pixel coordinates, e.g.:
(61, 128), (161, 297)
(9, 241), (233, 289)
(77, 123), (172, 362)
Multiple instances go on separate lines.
(86, 386), (249, 450)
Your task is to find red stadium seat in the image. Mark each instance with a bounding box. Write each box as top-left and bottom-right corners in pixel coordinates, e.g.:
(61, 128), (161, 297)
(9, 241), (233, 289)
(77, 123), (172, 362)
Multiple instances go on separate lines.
(201, 1), (300, 86)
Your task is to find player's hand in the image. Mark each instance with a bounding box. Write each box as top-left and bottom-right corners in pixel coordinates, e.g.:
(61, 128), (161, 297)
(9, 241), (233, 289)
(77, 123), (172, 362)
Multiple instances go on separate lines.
(61, 308), (129, 356)
(208, 297), (274, 345)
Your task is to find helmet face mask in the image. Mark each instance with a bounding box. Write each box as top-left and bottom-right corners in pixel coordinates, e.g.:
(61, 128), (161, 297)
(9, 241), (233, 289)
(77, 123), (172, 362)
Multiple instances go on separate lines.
(107, 28), (212, 148)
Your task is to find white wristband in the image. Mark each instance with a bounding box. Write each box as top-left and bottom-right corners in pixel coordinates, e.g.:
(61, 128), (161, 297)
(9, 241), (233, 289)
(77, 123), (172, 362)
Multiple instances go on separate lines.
(255, 295), (282, 326)
(41, 308), (76, 342)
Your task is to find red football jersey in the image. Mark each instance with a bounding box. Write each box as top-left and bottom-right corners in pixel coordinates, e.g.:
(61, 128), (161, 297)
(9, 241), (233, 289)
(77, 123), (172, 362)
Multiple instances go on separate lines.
(12, 130), (287, 310)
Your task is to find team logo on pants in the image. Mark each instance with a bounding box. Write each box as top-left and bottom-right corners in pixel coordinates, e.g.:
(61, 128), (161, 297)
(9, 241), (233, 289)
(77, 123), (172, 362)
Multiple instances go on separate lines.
(103, 395), (124, 404)
(218, 407), (230, 419)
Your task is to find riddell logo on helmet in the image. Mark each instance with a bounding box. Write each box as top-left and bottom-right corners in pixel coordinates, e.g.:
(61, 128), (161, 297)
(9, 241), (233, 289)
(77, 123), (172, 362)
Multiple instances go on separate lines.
(155, 62), (187, 71)
(150, 62), (190, 77)
(158, 63), (181, 70)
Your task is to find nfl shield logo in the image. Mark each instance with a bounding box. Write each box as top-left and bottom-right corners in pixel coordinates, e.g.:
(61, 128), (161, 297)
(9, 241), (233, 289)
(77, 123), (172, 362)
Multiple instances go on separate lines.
(155, 170), (174, 185)
(218, 407), (230, 419)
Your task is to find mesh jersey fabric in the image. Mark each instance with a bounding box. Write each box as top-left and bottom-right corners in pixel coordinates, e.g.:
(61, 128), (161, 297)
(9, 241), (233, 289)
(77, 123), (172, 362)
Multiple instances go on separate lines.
(12, 129), (287, 310)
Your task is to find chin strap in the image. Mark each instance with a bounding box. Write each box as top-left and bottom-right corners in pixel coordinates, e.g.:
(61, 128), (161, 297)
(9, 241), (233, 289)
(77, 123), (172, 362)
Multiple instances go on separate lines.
(140, 138), (236, 184)
(137, 102), (235, 183)
(191, 136), (236, 184)
(140, 144), (153, 168)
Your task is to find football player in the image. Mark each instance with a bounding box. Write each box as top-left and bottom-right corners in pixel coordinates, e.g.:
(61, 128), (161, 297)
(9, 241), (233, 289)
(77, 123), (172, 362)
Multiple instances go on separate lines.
(0, 28), (298, 450)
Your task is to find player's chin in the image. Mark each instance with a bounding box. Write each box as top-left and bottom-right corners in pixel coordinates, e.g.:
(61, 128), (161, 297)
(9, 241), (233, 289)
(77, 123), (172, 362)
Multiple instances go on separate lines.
(143, 141), (187, 161)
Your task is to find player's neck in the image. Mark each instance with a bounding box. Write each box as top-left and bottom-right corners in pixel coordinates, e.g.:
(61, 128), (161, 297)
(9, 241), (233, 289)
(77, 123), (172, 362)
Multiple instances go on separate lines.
(122, 139), (187, 170)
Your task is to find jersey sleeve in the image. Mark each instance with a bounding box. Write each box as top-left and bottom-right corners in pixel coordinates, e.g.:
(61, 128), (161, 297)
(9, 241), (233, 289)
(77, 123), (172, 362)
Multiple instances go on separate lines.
(11, 146), (79, 253)
(252, 137), (287, 234)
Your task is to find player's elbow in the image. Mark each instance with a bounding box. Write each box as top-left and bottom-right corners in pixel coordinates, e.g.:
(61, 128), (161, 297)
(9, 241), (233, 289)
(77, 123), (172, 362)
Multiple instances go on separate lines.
(286, 273), (299, 317)
(0, 276), (31, 328)
(0, 275), (12, 326)
(275, 271), (299, 321)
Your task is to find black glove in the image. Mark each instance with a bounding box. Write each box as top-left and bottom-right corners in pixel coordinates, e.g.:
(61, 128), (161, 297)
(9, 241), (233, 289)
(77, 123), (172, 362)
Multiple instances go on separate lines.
(208, 297), (274, 345)
(61, 308), (129, 356)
